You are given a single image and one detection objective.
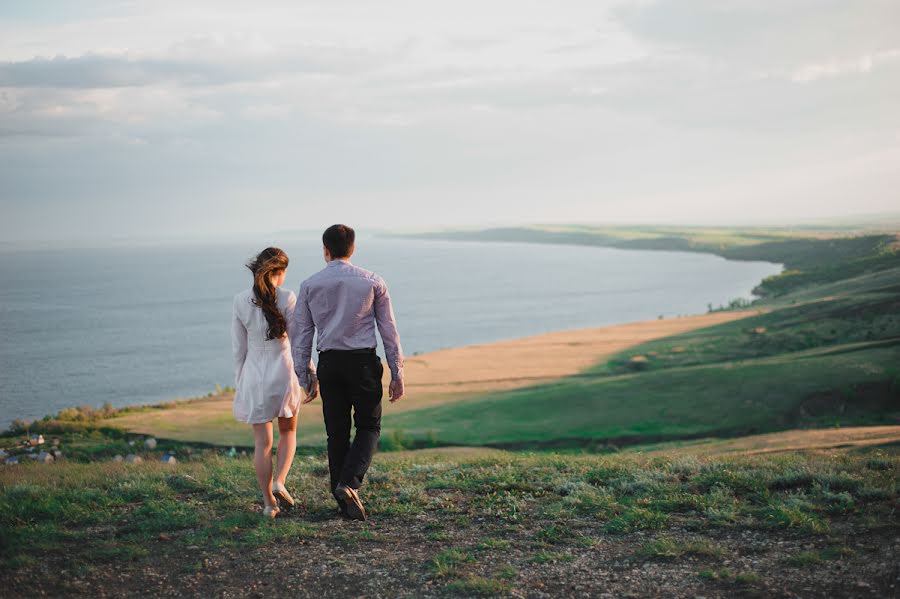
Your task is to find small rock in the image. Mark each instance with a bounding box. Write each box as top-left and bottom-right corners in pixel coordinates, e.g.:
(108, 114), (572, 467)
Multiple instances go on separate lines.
(125, 454), (143, 464)
(160, 454), (177, 464)
(52, 450), (63, 459)
(0, 449), (7, 459)
(36, 451), (54, 463)
(113, 454), (124, 463)
(128, 440), (136, 446)
(52, 438), (61, 446)
(4, 456), (19, 465)
(144, 438), (158, 450)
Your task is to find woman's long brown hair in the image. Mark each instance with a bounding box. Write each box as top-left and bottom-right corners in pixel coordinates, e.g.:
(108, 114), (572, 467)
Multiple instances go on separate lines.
(246, 247), (289, 340)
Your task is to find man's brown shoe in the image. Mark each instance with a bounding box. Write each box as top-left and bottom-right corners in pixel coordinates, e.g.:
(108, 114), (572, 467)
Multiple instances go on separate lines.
(334, 484), (366, 521)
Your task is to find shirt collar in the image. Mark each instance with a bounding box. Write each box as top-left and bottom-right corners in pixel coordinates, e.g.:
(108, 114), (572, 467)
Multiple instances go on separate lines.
(327, 259), (351, 267)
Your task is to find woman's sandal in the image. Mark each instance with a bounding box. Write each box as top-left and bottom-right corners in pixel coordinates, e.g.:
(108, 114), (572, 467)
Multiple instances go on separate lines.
(272, 481), (295, 511)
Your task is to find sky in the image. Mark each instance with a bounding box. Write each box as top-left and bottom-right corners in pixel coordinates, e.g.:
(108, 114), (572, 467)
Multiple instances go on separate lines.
(1, 0), (899, 243)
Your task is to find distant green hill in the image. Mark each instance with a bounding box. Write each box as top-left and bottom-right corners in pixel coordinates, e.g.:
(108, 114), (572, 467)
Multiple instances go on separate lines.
(381, 227), (900, 448)
(400, 226), (898, 298)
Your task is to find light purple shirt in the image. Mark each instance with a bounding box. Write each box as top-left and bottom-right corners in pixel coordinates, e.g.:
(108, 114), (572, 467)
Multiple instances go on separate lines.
(292, 259), (404, 388)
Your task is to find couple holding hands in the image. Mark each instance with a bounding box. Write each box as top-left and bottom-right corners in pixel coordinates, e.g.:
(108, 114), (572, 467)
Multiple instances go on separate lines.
(231, 224), (404, 520)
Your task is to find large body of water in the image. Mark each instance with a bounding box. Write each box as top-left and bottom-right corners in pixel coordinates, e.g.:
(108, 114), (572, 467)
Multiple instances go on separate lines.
(0, 236), (781, 425)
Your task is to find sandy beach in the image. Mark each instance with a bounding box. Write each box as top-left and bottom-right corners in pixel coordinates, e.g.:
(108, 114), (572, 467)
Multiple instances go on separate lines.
(400, 311), (759, 395)
(107, 311), (759, 445)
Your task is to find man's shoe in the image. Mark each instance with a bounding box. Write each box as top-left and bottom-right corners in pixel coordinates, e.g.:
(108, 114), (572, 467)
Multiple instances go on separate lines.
(336, 499), (351, 519)
(334, 484), (366, 521)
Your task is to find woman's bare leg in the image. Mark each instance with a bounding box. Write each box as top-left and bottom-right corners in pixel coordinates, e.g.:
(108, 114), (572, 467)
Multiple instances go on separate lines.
(275, 414), (298, 485)
(253, 422), (277, 507)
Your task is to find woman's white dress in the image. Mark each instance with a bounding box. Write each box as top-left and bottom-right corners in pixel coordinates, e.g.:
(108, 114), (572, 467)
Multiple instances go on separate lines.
(231, 287), (303, 424)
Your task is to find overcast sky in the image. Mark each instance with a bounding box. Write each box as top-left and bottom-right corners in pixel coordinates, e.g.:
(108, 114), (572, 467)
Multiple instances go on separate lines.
(1, 1), (898, 243)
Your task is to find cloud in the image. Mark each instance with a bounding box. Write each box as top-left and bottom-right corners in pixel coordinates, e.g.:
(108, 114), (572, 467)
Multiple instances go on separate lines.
(613, 0), (900, 65)
(790, 49), (900, 83)
(240, 103), (292, 120)
(1, 1), (900, 241)
(0, 45), (384, 89)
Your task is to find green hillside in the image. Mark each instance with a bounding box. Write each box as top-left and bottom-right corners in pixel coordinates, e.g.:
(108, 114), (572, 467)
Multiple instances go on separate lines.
(2, 442), (898, 596)
(379, 229), (900, 448)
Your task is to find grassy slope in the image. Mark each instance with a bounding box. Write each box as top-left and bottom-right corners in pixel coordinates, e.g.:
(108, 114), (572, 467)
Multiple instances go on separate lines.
(2, 441), (898, 596)
(376, 230), (900, 447)
(17, 226), (900, 450)
(3, 225), (900, 597)
(386, 343), (899, 446)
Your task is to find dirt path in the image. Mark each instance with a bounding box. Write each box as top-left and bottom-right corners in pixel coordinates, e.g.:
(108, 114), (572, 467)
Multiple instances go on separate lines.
(5, 516), (896, 598)
(653, 426), (900, 457)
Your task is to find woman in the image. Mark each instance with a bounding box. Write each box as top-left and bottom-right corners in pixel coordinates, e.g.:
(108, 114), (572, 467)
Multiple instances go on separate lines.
(232, 247), (317, 518)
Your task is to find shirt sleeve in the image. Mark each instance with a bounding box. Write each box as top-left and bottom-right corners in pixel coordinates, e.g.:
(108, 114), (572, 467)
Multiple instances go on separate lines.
(291, 283), (317, 388)
(374, 277), (404, 381)
(231, 295), (248, 386)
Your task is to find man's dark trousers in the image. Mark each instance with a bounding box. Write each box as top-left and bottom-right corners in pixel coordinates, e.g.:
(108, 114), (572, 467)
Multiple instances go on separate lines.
(317, 348), (383, 492)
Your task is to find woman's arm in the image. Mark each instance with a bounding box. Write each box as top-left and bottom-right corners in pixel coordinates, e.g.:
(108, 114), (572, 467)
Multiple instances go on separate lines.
(232, 295), (248, 386)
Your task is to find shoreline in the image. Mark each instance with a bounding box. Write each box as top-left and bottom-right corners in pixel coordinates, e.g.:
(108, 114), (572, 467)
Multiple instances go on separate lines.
(89, 309), (760, 447)
(2, 308), (765, 433)
(2, 233), (783, 429)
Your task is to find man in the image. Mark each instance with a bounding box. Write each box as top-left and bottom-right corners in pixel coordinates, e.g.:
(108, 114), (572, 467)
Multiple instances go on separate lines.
(293, 224), (405, 521)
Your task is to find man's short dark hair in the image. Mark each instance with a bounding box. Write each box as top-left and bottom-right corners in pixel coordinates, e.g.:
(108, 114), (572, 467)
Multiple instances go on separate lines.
(323, 224), (355, 258)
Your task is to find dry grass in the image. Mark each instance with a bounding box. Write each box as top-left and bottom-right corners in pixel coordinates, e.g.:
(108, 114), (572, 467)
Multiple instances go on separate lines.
(643, 426), (900, 456)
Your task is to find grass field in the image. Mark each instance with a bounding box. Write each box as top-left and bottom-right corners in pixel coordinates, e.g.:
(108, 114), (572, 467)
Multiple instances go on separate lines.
(371, 228), (900, 449)
(3, 224), (900, 597)
(12, 228), (900, 452)
(2, 439), (898, 597)
(387, 342), (899, 447)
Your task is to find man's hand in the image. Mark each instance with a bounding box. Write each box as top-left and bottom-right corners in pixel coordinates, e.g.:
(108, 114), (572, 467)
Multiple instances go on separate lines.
(302, 375), (318, 403)
(388, 378), (404, 403)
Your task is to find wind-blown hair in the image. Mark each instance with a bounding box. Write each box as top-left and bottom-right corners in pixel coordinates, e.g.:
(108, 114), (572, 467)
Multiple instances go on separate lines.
(246, 247), (289, 340)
